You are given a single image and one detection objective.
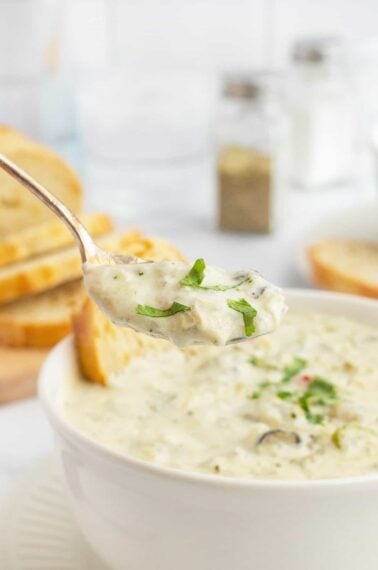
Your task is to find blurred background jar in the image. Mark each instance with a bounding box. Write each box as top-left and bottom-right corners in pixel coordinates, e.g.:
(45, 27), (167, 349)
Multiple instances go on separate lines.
(287, 36), (358, 190)
(217, 72), (287, 233)
(77, 71), (216, 222)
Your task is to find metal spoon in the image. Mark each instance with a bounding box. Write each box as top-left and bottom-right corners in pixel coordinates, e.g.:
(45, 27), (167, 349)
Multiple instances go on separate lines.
(0, 152), (137, 266)
(0, 153), (287, 346)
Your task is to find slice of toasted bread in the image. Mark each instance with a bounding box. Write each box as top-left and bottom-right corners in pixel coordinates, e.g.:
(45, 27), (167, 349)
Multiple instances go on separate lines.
(0, 229), (142, 305)
(0, 280), (86, 348)
(0, 125), (82, 236)
(308, 238), (378, 299)
(0, 212), (113, 267)
(73, 300), (172, 386)
(73, 235), (186, 385)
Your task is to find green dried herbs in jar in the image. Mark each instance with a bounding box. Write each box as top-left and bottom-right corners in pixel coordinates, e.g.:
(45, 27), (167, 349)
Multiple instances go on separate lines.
(217, 72), (287, 233)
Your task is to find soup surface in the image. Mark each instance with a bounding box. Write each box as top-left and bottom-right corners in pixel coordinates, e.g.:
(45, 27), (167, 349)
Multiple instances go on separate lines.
(61, 311), (378, 480)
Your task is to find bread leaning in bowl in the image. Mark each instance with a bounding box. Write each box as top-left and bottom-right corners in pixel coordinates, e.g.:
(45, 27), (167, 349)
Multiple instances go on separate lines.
(308, 238), (378, 299)
(0, 125), (82, 236)
(73, 235), (186, 385)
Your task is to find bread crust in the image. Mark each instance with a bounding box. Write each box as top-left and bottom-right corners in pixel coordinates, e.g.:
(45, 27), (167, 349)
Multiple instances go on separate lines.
(0, 281), (85, 348)
(308, 239), (378, 299)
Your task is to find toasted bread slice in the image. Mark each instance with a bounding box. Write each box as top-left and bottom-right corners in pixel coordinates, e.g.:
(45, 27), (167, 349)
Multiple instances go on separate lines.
(0, 125), (82, 236)
(308, 238), (378, 299)
(0, 229), (142, 305)
(73, 300), (172, 386)
(0, 280), (86, 348)
(73, 235), (186, 385)
(0, 212), (113, 267)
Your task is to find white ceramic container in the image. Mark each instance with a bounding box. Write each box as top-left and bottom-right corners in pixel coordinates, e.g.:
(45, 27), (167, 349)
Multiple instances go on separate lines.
(39, 289), (378, 570)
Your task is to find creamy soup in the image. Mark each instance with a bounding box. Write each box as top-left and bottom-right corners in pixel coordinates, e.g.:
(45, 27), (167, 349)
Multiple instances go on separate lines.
(61, 312), (378, 480)
(84, 258), (286, 347)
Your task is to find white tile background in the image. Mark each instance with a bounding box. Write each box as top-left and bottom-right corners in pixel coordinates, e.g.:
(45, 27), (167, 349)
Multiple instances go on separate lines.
(64, 0), (378, 74)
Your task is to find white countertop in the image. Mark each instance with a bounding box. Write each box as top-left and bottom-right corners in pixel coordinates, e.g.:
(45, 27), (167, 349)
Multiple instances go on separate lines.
(0, 170), (376, 498)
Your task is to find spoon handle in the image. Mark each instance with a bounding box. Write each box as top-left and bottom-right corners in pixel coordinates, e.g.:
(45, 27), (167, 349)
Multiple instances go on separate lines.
(0, 152), (95, 262)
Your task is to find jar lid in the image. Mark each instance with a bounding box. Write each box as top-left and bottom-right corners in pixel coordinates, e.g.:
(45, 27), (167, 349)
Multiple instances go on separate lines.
(292, 36), (345, 64)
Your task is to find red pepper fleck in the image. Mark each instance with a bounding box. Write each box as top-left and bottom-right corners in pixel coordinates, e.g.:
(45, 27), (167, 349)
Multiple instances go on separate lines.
(301, 374), (312, 384)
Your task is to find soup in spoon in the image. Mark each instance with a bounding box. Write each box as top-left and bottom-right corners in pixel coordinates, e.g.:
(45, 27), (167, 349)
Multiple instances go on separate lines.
(84, 258), (286, 347)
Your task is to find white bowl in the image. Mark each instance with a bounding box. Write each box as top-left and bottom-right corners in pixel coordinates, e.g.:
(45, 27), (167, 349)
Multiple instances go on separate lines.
(39, 289), (378, 570)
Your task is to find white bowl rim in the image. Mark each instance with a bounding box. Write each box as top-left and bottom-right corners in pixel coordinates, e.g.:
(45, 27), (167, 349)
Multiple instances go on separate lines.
(39, 288), (378, 491)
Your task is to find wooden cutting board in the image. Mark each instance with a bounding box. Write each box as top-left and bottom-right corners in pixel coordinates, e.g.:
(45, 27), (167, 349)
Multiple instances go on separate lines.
(0, 346), (49, 404)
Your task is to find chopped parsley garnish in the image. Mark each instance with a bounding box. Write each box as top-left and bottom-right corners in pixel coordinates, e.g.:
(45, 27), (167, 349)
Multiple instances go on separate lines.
(249, 356), (260, 366)
(250, 361), (338, 425)
(136, 301), (191, 318)
(297, 377), (337, 425)
(298, 395), (324, 424)
(251, 391), (261, 400)
(227, 298), (257, 337)
(304, 377), (337, 403)
(180, 258), (252, 291)
(202, 278), (251, 292)
(281, 357), (307, 383)
(180, 258), (206, 287)
(277, 390), (293, 400)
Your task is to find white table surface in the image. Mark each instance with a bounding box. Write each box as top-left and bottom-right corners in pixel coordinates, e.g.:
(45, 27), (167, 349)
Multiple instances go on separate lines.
(0, 164), (376, 499)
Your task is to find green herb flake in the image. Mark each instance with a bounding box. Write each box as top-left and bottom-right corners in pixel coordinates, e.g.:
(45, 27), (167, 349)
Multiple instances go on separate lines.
(251, 391), (261, 400)
(180, 258), (251, 291)
(277, 391), (293, 400)
(201, 276), (251, 292)
(136, 301), (191, 318)
(305, 411), (324, 425)
(249, 356), (260, 366)
(305, 377), (337, 403)
(227, 298), (257, 337)
(180, 258), (206, 287)
(298, 394), (319, 423)
(281, 357), (307, 383)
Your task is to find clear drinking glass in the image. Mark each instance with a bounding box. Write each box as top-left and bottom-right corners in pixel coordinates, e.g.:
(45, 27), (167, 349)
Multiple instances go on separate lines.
(77, 71), (216, 221)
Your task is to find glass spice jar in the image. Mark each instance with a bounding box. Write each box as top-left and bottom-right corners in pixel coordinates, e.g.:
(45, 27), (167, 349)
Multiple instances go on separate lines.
(287, 36), (357, 190)
(217, 72), (287, 233)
